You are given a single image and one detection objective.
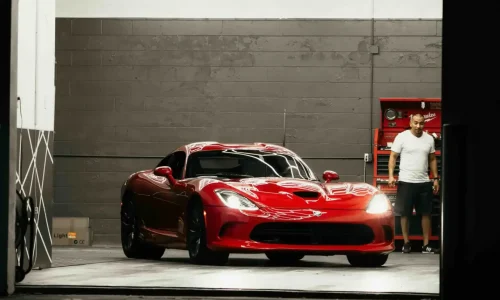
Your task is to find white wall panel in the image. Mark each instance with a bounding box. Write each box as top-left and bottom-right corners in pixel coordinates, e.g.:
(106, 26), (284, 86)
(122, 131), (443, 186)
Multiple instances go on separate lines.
(17, 0), (36, 129)
(374, 0), (442, 19)
(36, 0), (56, 132)
(56, 0), (442, 19)
(17, 0), (56, 131)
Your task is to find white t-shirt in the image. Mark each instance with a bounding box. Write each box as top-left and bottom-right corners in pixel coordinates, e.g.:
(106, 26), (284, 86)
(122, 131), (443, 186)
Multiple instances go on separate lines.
(390, 130), (435, 183)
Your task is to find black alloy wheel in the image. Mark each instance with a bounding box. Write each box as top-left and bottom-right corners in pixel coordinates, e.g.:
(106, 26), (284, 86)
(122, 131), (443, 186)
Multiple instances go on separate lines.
(120, 198), (165, 260)
(187, 199), (229, 265)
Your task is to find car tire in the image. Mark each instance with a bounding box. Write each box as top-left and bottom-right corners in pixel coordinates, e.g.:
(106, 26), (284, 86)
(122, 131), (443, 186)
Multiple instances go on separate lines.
(187, 199), (229, 266)
(121, 198), (165, 260)
(346, 253), (389, 267)
(265, 252), (305, 264)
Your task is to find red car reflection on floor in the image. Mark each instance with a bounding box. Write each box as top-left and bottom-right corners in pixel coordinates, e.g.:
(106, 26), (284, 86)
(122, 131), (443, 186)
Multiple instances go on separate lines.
(120, 142), (395, 267)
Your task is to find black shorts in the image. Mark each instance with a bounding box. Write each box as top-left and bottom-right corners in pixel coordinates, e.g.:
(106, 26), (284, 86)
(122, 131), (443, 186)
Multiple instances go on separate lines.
(394, 181), (434, 217)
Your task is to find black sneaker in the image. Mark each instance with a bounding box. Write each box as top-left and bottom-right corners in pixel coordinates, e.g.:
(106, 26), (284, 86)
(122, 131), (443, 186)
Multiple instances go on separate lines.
(402, 242), (411, 253)
(422, 244), (440, 254)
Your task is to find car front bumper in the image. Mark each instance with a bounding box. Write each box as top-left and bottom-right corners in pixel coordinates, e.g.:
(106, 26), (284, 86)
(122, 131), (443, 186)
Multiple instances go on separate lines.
(203, 206), (395, 255)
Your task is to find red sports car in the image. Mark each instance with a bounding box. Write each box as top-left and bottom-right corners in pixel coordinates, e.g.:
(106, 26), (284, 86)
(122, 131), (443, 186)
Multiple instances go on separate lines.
(120, 142), (395, 267)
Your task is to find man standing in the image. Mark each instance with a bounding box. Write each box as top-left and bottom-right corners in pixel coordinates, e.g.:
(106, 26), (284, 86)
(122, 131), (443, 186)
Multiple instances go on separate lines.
(388, 113), (440, 254)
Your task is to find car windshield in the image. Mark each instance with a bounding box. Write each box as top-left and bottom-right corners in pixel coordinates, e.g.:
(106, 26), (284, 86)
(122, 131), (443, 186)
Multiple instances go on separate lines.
(185, 149), (317, 181)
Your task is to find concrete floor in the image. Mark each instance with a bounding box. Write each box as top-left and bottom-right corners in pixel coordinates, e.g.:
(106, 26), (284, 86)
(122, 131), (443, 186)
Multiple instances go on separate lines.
(15, 246), (439, 295)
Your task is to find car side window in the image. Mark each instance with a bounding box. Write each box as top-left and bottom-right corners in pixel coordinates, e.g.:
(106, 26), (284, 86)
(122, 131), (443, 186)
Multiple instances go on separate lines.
(168, 151), (187, 179)
(156, 154), (172, 168)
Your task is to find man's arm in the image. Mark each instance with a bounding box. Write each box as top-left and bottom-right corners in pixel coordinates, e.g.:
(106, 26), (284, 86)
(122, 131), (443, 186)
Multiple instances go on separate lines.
(389, 151), (399, 178)
(428, 135), (438, 179)
(429, 152), (438, 178)
(388, 134), (402, 180)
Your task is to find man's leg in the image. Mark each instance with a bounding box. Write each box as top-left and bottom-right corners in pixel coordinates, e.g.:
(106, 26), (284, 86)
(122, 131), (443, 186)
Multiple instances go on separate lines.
(401, 216), (410, 243)
(395, 182), (414, 253)
(416, 182), (439, 253)
(421, 214), (431, 246)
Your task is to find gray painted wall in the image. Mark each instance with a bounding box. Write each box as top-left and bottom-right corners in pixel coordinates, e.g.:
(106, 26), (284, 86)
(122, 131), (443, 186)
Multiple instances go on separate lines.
(53, 19), (441, 245)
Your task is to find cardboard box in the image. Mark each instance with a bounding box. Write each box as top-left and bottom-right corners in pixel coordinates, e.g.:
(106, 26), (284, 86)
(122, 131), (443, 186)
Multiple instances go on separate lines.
(52, 217), (93, 246)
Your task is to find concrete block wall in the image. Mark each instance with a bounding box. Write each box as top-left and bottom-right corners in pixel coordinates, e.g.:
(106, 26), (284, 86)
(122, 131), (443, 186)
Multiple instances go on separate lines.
(53, 1), (442, 245)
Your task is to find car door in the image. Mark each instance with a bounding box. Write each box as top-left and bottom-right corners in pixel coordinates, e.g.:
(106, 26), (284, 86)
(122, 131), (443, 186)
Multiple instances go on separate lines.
(136, 154), (173, 230)
(151, 151), (187, 234)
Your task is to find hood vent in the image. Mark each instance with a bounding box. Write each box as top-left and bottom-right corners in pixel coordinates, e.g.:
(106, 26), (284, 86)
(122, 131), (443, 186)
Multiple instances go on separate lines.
(293, 191), (320, 199)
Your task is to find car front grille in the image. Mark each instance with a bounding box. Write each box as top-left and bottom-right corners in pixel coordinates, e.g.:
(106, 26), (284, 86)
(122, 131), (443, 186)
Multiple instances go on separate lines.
(249, 222), (375, 245)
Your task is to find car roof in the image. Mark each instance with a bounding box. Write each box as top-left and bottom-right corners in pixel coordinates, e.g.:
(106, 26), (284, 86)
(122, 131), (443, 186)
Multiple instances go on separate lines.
(175, 141), (299, 156)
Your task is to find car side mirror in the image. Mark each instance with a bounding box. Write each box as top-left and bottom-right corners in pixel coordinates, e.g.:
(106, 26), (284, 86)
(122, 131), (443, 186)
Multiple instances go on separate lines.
(154, 166), (177, 186)
(323, 170), (340, 183)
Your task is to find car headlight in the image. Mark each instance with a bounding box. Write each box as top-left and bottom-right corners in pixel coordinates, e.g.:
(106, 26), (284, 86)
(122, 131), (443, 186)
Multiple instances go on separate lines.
(366, 194), (391, 214)
(215, 190), (259, 211)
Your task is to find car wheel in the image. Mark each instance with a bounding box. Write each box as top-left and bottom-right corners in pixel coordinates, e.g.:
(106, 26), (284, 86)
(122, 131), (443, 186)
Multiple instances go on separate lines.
(265, 252), (305, 263)
(346, 253), (389, 267)
(121, 199), (165, 260)
(187, 199), (229, 265)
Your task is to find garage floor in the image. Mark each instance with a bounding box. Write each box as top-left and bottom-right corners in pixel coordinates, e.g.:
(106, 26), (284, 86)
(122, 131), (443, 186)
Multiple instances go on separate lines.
(16, 246), (439, 295)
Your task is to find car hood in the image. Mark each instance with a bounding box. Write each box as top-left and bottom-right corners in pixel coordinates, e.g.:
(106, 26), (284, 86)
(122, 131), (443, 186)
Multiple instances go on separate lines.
(195, 177), (380, 210)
